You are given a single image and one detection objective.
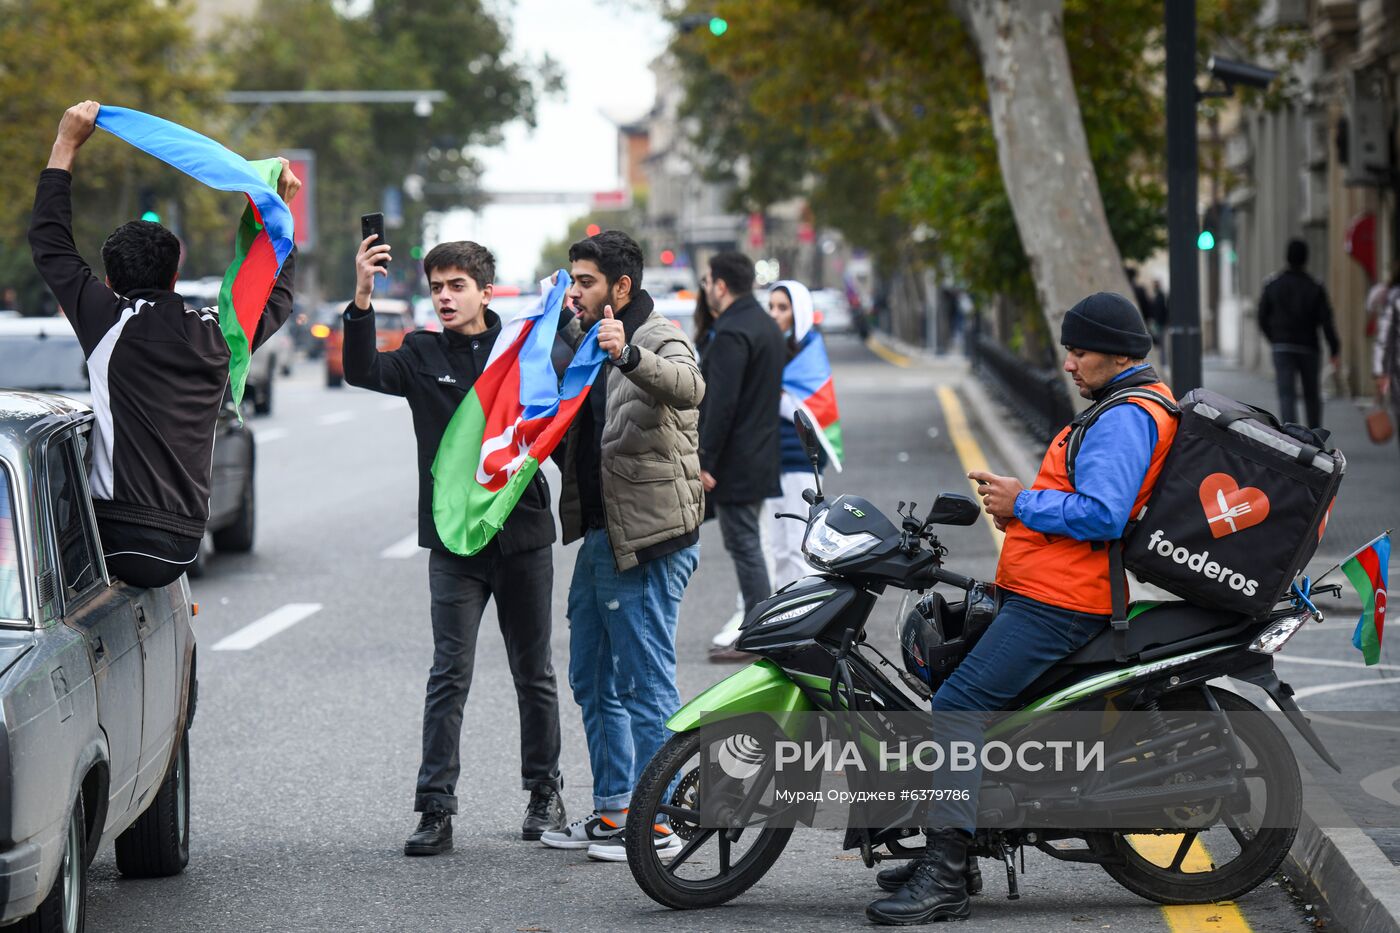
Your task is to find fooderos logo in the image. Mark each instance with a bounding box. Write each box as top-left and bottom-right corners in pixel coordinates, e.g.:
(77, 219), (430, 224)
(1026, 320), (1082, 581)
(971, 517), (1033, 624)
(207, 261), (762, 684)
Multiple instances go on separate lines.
(1143, 473), (1270, 598)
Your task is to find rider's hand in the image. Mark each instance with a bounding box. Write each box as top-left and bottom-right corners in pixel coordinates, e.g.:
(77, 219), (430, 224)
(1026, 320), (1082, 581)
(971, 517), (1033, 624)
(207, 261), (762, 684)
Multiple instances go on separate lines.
(968, 470), (1023, 520)
(993, 514), (1011, 533)
(275, 157), (303, 204)
(49, 101), (100, 171)
(353, 235), (390, 310)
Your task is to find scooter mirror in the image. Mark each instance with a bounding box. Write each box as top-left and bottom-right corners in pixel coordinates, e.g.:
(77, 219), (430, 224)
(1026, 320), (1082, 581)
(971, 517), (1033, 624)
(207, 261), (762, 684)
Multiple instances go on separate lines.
(793, 410), (820, 464)
(924, 493), (981, 527)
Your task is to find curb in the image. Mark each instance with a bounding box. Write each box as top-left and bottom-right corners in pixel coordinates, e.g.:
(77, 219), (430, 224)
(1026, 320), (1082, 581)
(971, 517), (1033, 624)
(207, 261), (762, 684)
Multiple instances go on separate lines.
(1287, 764), (1400, 933)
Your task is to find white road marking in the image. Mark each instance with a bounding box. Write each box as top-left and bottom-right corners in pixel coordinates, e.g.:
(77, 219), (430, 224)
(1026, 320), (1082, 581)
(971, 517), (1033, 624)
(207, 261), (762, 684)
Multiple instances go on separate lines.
(1276, 654), (1400, 672)
(255, 427), (288, 443)
(1290, 678), (1400, 701)
(211, 603), (323, 651)
(317, 411), (356, 426)
(379, 532), (421, 559)
(1360, 764), (1400, 808)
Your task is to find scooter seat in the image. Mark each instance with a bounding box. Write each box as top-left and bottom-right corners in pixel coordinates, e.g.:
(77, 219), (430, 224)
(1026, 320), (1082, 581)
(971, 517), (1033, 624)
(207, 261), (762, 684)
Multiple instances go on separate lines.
(1062, 601), (1249, 667)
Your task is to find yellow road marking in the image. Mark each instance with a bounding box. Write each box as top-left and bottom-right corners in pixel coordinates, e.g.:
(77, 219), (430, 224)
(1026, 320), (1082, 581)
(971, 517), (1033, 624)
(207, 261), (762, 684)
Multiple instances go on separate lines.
(1129, 835), (1255, 933)
(864, 335), (914, 368)
(935, 386), (1004, 550)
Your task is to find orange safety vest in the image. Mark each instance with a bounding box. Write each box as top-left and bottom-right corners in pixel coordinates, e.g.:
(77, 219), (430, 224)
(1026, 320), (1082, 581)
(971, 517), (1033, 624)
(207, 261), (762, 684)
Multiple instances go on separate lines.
(996, 381), (1178, 615)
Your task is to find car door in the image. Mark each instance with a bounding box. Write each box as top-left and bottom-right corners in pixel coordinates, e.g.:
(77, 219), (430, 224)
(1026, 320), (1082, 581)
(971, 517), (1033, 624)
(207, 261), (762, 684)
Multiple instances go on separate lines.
(44, 429), (145, 828)
(209, 393), (250, 526)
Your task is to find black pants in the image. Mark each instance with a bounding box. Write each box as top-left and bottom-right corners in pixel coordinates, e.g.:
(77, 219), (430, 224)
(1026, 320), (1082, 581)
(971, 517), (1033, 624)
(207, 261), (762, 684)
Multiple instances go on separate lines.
(1272, 347), (1323, 428)
(416, 545), (562, 814)
(717, 501), (772, 613)
(98, 518), (200, 588)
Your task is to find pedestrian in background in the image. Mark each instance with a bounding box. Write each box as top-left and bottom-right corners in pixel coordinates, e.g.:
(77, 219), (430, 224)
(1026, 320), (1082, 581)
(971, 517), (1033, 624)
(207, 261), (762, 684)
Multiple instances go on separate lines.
(1374, 268), (1400, 455)
(692, 287), (717, 357)
(1258, 238), (1341, 428)
(698, 252), (787, 659)
(344, 238), (567, 856)
(541, 231), (705, 863)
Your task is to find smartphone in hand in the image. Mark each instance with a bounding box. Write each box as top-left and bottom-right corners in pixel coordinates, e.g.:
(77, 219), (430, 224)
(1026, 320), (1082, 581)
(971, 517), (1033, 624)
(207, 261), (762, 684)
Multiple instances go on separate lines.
(361, 212), (387, 265)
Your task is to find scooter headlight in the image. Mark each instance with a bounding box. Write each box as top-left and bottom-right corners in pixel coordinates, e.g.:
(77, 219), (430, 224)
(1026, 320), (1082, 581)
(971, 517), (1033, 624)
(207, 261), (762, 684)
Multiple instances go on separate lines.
(803, 511), (879, 565)
(1248, 611), (1314, 654)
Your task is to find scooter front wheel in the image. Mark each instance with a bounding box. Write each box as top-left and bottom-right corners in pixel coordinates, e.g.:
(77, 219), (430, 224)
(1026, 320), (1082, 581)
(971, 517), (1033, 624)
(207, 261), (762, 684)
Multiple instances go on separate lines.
(626, 725), (793, 909)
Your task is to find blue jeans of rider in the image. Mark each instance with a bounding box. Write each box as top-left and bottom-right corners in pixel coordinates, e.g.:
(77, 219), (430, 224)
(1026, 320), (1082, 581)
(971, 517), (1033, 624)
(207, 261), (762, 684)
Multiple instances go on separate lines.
(927, 594), (1109, 833)
(568, 527), (701, 812)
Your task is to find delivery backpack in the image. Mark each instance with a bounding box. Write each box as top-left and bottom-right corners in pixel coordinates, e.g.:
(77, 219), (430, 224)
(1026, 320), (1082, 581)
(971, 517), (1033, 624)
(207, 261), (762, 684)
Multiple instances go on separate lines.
(1066, 387), (1345, 658)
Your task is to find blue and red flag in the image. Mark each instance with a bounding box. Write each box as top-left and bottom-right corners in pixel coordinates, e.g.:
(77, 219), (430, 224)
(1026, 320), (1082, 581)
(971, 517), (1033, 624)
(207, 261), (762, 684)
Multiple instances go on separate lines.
(432, 272), (607, 555)
(780, 330), (844, 471)
(1342, 532), (1390, 665)
(94, 106), (294, 407)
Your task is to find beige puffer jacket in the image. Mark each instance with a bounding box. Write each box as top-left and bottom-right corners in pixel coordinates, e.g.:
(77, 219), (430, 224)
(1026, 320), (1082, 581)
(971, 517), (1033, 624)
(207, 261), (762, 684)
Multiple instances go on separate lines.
(558, 307), (706, 570)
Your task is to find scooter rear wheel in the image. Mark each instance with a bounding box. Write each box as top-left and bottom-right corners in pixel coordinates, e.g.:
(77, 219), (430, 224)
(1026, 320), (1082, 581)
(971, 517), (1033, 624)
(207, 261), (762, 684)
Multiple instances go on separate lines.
(1092, 686), (1300, 905)
(626, 725), (793, 909)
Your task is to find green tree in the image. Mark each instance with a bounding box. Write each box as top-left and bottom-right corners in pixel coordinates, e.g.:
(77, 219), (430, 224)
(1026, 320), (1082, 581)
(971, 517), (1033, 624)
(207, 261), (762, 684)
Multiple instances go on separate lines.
(0, 0), (227, 314)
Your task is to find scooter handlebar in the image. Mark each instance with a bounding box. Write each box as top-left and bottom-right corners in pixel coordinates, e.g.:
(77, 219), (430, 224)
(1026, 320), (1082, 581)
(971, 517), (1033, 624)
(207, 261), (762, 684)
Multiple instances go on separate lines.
(931, 567), (975, 591)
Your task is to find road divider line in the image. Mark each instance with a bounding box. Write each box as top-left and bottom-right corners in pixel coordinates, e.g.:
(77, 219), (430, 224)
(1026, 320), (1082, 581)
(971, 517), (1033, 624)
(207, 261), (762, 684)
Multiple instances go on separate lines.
(255, 427), (288, 443)
(1129, 835), (1254, 933)
(864, 335), (914, 369)
(1275, 654), (1400, 672)
(936, 386), (1003, 550)
(317, 411), (356, 426)
(211, 603), (322, 651)
(380, 532), (421, 559)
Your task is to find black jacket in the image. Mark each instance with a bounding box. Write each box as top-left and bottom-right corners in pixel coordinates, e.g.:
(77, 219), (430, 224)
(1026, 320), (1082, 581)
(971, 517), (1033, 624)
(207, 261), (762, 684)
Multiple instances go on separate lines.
(697, 292), (786, 504)
(1259, 268), (1340, 355)
(28, 168), (295, 538)
(342, 302), (555, 557)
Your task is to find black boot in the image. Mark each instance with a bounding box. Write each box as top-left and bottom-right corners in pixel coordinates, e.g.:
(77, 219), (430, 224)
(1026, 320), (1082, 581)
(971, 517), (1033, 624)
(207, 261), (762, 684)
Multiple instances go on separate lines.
(521, 788), (567, 841)
(876, 855), (982, 895)
(404, 811), (453, 856)
(866, 830), (972, 925)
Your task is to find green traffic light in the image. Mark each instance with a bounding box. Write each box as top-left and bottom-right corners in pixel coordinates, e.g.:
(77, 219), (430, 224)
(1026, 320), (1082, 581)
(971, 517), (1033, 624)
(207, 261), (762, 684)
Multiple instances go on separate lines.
(1197, 229), (1215, 251)
(411, 246), (424, 260)
(140, 210), (161, 223)
(709, 16), (728, 36)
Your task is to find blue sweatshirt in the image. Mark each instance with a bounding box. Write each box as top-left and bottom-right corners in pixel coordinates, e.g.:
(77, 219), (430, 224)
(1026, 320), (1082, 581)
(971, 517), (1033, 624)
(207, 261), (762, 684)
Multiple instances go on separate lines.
(1012, 364), (1158, 541)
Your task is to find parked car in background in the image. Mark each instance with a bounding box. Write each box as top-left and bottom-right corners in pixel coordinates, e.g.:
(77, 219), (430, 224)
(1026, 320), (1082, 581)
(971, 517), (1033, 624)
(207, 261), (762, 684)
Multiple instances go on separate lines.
(0, 390), (198, 933)
(0, 316), (256, 577)
(324, 298), (413, 388)
(810, 287), (854, 334)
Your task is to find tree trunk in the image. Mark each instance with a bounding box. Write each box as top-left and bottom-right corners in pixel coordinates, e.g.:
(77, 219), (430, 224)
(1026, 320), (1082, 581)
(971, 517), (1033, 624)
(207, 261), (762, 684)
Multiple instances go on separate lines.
(954, 0), (1137, 359)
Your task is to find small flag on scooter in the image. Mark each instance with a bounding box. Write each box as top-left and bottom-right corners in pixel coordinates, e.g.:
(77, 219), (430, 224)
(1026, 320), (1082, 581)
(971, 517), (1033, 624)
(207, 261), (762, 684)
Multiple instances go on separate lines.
(1340, 532), (1390, 665)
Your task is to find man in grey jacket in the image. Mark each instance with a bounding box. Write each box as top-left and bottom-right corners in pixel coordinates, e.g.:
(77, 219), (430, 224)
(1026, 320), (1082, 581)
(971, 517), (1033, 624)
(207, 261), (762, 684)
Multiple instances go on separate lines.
(540, 231), (706, 863)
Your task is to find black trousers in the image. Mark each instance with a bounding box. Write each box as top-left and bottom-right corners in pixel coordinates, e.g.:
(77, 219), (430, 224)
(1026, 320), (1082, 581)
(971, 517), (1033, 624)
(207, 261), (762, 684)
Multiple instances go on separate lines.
(717, 501), (772, 613)
(416, 545), (562, 814)
(1272, 347), (1323, 428)
(98, 517), (200, 588)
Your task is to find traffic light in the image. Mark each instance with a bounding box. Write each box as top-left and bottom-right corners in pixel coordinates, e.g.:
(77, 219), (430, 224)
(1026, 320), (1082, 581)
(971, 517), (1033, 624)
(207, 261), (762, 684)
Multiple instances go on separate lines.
(586, 223), (601, 237)
(138, 188), (161, 224)
(1198, 202), (1232, 251)
(709, 16), (728, 36)
(660, 249), (676, 266)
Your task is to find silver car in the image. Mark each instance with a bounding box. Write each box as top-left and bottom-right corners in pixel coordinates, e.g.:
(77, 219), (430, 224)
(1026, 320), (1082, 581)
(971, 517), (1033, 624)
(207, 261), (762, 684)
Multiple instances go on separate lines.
(0, 392), (197, 932)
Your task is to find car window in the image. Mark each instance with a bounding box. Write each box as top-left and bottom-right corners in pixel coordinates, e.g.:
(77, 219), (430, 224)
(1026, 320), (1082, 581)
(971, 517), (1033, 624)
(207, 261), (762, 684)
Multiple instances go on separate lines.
(377, 312), (407, 333)
(46, 435), (100, 597)
(0, 463), (23, 620)
(0, 332), (88, 392)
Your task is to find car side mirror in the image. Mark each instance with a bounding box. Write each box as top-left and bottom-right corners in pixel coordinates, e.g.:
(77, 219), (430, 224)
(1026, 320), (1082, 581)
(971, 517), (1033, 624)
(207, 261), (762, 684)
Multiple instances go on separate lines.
(924, 493), (981, 527)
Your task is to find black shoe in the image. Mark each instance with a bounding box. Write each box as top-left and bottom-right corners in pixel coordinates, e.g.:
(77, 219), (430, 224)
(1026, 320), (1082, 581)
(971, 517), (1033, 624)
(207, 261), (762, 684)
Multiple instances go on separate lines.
(404, 811), (453, 856)
(866, 830), (972, 925)
(521, 788), (567, 841)
(876, 856), (982, 895)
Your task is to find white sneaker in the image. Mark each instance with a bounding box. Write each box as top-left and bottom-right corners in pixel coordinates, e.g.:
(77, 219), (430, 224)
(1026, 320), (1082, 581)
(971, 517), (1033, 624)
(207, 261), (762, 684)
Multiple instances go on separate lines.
(586, 824), (683, 862)
(540, 811), (623, 850)
(710, 608), (745, 649)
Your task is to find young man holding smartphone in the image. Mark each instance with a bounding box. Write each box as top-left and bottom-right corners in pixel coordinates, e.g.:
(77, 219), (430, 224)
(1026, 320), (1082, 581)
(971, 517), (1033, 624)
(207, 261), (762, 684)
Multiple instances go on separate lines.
(344, 232), (567, 854)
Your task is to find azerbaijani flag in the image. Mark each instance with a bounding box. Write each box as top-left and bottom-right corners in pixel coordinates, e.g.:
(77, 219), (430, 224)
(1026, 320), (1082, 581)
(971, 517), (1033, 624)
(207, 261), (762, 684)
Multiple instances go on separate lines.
(94, 106), (295, 407)
(1342, 532), (1390, 665)
(779, 330), (844, 472)
(432, 272), (607, 555)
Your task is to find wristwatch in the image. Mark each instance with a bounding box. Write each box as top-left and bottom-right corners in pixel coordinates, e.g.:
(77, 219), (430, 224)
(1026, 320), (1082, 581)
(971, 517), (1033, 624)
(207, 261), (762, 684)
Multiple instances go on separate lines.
(612, 343), (633, 367)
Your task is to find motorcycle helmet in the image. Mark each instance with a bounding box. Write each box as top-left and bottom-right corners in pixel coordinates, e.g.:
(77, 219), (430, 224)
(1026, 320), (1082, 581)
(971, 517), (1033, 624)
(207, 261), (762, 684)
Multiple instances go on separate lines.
(899, 584), (1001, 690)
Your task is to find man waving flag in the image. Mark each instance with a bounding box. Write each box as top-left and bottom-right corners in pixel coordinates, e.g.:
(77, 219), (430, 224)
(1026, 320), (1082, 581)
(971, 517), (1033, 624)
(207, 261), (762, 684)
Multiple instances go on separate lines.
(94, 105), (296, 406)
(433, 272), (608, 555)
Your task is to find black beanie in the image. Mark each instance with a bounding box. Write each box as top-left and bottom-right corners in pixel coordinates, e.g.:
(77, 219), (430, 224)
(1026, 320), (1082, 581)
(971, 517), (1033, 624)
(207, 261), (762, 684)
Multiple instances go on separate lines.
(1059, 292), (1153, 358)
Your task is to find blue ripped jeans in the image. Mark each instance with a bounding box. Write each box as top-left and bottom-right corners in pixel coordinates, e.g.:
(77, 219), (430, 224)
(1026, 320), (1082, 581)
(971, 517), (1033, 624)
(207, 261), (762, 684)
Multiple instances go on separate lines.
(927, 594), (1108, 833)
(567, 527), (700, 812)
